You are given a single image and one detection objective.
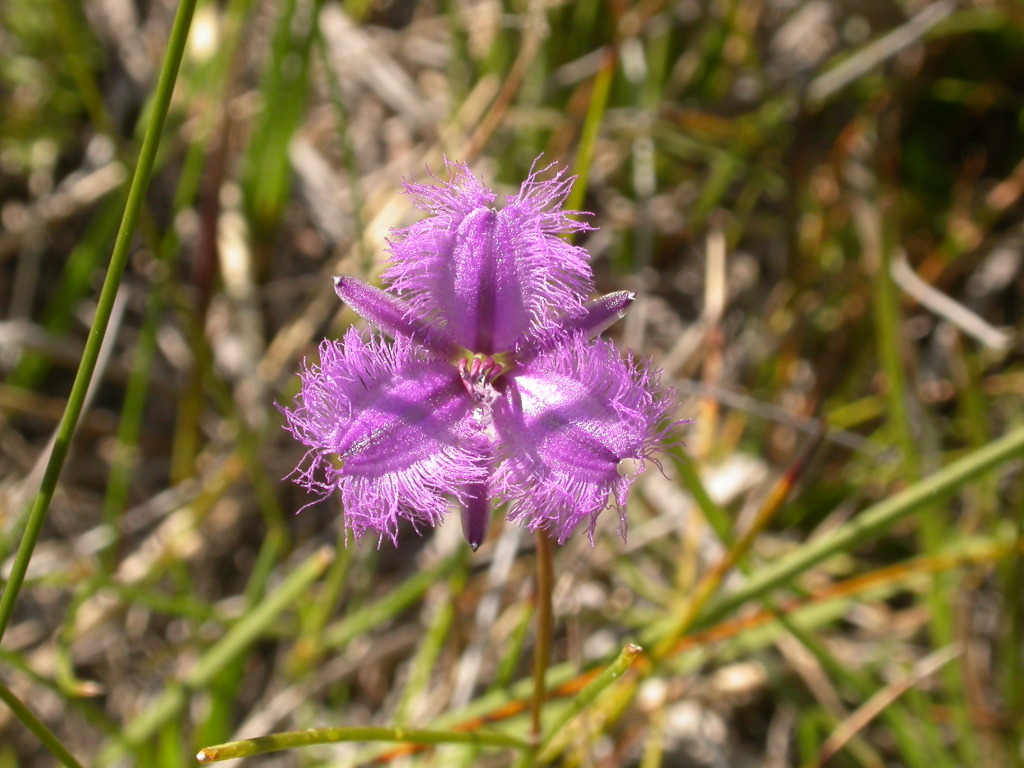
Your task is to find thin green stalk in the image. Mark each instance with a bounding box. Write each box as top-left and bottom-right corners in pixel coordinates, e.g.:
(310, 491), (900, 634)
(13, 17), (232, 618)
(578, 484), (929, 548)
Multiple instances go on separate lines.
(0, 0), (199, 644)
(197, 725), (529, 763)
(697, 423), (1024, 627)
(0, 680), (85, 768)
(531, 531), (555, 747)
(877, 230), (970, 763)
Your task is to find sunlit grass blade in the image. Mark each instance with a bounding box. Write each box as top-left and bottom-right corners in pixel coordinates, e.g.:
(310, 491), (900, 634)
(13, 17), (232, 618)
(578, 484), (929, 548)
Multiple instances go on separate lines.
(698, 423), (1024, 628)
(241, 0), (320, 237)
(352, 531), (1020, 766)
(97, 547), (333, 766)
(197, 724), (529, 763)
(566, 50), (613, 214)
(537, 643), (642, 759)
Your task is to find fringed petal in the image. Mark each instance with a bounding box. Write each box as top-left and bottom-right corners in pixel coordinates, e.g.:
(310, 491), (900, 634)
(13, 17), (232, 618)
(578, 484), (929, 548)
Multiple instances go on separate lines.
(493, 335), (680, 544)
(279, 329), (487, 545)
(384, 159), (593, 353)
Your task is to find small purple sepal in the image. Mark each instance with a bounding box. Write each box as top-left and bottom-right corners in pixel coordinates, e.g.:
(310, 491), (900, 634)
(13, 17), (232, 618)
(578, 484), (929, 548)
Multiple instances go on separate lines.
(516, 291), (637, 363)
(333, 276), (457, 358)
(459, 482), (492, 551)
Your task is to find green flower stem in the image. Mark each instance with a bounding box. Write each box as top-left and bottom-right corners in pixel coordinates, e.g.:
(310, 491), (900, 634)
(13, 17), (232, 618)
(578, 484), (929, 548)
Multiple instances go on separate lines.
(698, 423), (1024, 627)
(0, 0), (199, 644)
(0, 679), (85, 768)
(537, 643), (642, 760)
(531, 531), (555, 747)
(197, 725), (529, 763)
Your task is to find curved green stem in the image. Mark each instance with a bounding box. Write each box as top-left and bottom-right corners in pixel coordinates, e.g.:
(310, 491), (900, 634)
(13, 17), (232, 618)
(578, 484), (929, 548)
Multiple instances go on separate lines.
(0, 0), (199, 643)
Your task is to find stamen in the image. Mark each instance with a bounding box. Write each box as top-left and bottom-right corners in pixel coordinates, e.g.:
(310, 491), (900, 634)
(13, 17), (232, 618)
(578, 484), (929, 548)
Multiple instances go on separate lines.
(458, 353), (505, 406)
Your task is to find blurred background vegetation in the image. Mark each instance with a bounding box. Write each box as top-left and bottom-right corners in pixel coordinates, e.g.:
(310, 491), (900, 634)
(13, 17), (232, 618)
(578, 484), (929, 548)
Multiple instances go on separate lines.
(1, 0), (1023, 765)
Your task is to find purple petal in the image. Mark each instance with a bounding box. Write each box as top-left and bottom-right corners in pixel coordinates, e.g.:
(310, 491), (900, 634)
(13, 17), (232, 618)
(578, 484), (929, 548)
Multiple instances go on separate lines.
(280, 329), (486, 544)
(333, 275), (456, 358)
(384, 159), (593, 353)
(492, 335), (678, 544)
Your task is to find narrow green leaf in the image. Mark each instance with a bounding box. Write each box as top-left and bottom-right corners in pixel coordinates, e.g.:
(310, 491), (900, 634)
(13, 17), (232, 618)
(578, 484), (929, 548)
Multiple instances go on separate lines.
(0, 0), (200, 644)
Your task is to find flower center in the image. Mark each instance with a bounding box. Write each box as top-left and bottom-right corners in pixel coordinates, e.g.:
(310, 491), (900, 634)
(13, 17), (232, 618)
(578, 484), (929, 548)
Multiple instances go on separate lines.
(457, 353), (504, 407)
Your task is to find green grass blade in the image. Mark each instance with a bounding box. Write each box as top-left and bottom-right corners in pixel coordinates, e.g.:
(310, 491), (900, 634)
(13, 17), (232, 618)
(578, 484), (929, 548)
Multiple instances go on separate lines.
(699, 423), (1024, 626)
(566, 52), (614, 214)
(197, 724), (529, 763)
(538, 643), (642, 758)
(0, 680), (85, 768)
(0, 0), (199, 644)
(98, 547), (333, 764)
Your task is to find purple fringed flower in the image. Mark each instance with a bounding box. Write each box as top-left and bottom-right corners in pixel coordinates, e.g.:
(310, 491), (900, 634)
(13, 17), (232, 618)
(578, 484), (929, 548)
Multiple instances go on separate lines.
(281, 159), (680, 548)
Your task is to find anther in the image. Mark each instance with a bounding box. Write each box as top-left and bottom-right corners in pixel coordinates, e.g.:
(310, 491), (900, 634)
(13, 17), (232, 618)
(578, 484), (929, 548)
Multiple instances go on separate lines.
(458, 354), (504, 405)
